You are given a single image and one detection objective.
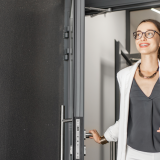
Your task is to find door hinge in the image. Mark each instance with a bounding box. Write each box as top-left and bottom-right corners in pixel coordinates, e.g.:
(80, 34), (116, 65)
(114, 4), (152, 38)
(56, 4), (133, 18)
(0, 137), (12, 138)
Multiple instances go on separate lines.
(64, 48), (70, 61)
(63, 26), (70, 39)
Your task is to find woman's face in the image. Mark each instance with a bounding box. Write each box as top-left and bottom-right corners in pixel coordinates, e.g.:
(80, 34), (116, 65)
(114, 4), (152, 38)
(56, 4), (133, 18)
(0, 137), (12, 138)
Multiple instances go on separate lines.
(135, 22), (160, 56)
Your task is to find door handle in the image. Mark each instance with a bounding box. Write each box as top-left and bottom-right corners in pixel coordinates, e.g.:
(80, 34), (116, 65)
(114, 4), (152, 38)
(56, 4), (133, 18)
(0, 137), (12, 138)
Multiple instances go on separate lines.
(84, 130), (93, 139)
(60, 105), (72, 160)
(86, 133), (93, 138)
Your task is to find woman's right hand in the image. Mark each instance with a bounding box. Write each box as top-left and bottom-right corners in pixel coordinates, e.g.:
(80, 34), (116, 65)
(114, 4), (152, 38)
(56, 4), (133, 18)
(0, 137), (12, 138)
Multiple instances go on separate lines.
(89, 129), (101, 144)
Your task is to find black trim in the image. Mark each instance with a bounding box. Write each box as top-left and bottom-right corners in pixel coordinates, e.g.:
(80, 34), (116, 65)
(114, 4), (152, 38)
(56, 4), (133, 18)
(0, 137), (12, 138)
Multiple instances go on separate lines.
(115, 40), (120, 122)
(85, 0), (159, 8)
(112, 1), (160, 11)
(115, 40), (120, 160)
(121, 51), (132, 66)
(126, 10), (130, 54)
(85, 1), (160, 15)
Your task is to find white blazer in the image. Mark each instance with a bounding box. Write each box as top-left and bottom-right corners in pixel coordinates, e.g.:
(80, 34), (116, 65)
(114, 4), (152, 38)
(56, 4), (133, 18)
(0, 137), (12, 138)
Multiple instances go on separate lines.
(104, 58), (160, 160)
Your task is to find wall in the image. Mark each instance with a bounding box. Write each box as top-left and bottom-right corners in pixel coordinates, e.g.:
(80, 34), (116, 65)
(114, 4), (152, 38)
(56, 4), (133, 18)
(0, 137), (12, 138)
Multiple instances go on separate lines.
(130, 8), (160, 54)
(84, 11), (126, 160)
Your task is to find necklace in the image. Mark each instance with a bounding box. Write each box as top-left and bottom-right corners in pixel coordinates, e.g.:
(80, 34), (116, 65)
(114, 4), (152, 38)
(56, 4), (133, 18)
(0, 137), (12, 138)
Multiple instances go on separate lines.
(138, 63), (159, 79)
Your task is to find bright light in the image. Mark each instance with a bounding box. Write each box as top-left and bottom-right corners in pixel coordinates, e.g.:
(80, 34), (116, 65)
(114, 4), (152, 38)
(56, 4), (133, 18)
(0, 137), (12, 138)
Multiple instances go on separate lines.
(151, 8), (160, 14)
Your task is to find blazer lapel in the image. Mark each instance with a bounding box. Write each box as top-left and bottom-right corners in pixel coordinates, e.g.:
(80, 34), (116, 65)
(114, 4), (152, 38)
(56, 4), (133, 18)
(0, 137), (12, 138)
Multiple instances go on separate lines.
(124, 59), (141, 130)
(125, 59), (141, 94)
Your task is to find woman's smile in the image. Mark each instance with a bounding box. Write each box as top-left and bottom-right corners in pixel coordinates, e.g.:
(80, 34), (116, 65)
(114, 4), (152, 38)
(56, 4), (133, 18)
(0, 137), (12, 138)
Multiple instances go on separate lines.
(139, 43), (150, 48)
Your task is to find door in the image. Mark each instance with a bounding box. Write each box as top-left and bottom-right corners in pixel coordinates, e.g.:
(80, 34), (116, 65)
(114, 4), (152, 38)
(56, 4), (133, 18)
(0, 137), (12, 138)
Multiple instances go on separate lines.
(62, 0), (85, 160)
(0, 1), (64, 160)
(63, 1), (160, 160)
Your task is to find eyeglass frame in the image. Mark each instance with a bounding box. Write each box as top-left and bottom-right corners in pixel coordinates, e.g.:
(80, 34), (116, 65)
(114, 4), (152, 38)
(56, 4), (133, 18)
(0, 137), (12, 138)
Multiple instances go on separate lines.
(133, 30), (160, 40)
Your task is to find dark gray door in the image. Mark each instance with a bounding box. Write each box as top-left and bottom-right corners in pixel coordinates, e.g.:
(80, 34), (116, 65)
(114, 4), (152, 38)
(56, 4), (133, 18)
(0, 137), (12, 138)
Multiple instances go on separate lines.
(0, 0), (64, 160)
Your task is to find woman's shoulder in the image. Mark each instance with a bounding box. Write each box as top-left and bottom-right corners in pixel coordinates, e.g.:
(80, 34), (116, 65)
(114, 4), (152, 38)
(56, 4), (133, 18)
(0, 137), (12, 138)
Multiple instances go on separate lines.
(117, 59), (141, 85)
(117, 65), (133, 78)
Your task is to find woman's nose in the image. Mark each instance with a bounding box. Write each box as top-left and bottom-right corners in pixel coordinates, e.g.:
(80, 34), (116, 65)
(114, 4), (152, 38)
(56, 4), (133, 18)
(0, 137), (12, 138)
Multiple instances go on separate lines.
(141, 33), (147, 41)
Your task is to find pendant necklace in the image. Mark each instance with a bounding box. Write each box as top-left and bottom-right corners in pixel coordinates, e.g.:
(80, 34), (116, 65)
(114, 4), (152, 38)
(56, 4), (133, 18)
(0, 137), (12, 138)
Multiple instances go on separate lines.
(138, 63), (159, 79)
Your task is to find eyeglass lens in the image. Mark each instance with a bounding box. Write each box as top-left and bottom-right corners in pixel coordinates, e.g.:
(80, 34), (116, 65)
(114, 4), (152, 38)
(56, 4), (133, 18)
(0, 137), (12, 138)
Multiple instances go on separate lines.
(133, 30), (155, 39)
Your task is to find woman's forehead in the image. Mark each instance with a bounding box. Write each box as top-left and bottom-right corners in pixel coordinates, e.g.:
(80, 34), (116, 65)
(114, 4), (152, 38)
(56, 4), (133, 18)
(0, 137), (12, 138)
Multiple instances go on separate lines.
(137, 22), (158, 31)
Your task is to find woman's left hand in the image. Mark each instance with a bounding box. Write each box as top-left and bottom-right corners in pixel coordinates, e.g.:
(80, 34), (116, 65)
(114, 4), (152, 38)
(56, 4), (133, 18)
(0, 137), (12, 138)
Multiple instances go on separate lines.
(157, 127), (160, 132)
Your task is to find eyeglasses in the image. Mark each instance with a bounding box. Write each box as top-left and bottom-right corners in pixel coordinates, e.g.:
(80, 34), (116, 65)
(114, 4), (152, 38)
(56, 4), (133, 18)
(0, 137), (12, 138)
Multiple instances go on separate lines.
(133, 30), (160, 40)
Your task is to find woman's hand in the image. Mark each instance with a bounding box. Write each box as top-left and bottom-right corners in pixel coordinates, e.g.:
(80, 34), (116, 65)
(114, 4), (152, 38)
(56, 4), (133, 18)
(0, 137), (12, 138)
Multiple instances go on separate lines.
(89, 129), (101, 144)
(157, 127), (160, 132)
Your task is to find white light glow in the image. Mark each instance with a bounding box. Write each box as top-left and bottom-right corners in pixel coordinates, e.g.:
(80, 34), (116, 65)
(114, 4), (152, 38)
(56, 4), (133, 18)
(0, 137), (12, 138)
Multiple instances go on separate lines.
(151, 8), (160, 14)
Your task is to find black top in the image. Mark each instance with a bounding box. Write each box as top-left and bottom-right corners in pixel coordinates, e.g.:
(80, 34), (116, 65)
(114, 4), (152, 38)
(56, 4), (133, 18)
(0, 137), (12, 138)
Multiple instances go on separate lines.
(127, 77), (160, 152)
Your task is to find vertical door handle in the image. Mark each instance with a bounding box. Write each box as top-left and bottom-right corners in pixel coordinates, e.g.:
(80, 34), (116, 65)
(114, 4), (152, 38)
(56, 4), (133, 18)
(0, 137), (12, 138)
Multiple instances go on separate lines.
(60, 105), (72, 160)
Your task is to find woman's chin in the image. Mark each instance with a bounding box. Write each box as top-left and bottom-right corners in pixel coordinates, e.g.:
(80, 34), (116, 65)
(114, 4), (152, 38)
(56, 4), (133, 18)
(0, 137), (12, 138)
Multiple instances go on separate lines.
(138, 49), (151, 55)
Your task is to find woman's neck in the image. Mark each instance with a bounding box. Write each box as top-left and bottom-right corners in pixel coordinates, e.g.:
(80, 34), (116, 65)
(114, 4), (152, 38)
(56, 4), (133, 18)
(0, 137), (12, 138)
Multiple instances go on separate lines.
(140, 55), (159, 73)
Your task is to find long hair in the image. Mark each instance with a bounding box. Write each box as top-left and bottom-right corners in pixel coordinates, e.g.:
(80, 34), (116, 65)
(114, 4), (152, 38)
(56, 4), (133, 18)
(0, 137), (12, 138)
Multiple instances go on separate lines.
(137, 19), (160, 60)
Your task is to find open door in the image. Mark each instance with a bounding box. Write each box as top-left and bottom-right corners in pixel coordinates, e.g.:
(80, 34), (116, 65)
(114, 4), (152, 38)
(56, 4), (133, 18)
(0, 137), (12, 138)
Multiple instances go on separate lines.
(62, 0), (160, 160)
(61, 0), (85, 160)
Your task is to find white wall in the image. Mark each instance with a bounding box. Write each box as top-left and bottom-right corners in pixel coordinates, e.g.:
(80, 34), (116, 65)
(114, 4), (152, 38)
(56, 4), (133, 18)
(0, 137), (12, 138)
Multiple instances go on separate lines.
(130, 8), (160, 54)
(84, 11), (126, 160)
(130, 23), (138, 53)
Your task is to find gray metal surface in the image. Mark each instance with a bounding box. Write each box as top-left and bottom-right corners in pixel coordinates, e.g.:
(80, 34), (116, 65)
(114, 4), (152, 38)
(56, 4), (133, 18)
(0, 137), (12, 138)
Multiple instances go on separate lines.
(60, 105), (72, 160)
(74, 0), (85, 117)
(85, 0), (160, 15)
(64, 0), (85, 159)
(0, 0), (64, 160)
(73, 117), (84, 160)
(85, 0), (159, 8)
(73, 0), (85, 160)
(63, 0), (74, 159)
(85, 7), (112, 17)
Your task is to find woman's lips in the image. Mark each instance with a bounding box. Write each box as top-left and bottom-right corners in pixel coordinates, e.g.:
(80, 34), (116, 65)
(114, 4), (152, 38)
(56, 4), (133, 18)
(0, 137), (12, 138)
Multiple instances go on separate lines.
(139, 43), (150, 48)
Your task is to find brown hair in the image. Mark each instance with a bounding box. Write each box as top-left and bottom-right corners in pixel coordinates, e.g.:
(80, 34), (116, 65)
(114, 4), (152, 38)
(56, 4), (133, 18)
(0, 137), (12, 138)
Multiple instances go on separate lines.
(137, 19), (160, 60)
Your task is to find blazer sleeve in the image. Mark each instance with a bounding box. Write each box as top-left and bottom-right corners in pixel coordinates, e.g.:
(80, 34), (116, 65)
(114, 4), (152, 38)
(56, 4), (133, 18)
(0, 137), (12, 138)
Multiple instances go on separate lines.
(104, 71), (121, 142)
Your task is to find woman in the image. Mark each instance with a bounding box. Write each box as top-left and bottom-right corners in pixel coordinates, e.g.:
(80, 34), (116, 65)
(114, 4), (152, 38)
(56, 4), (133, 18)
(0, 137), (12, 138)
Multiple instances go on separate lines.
(89, 19), (160, 160)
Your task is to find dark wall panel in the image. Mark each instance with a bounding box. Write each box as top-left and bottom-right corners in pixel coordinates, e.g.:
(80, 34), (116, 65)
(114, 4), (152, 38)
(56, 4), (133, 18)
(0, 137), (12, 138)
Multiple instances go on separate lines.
(0, 0), (64, 159)
(86, 0), (159, 8)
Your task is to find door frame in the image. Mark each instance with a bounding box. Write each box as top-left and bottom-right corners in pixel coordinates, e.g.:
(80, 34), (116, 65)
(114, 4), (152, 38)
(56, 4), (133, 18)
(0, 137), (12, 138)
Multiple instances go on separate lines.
(63, 0), (85, 160)
(85, 1), (160, 15)
(84, 1), (160, 160)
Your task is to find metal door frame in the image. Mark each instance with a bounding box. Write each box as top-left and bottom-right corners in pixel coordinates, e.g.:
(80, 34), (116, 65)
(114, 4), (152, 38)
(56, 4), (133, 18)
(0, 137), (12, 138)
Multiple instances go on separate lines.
(84, 1), (160, 160)
(63, 0), (85, 160)
(85, 1), (160, 16)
